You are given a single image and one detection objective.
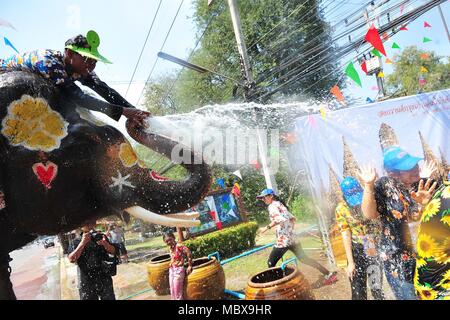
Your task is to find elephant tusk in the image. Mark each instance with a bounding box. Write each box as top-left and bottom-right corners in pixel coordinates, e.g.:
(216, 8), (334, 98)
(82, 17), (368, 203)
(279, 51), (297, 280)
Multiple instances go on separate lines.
(125, 206), (201, 228)
(165, 212), (200, 220)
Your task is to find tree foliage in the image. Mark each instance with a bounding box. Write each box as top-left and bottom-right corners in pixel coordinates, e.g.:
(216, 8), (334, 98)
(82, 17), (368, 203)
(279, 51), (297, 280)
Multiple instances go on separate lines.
(143, 0), (340, 113)
(386, 46), (450, 98)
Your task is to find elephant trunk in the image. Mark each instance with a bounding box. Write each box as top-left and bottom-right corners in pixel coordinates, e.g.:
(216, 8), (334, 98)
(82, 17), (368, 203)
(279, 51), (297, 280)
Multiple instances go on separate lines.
(123, 119), (211, 224)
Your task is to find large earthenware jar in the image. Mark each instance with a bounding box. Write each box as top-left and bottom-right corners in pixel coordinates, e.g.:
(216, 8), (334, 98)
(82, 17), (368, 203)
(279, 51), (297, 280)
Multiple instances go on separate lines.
(147, 253), (171, 295)
(185, 257), (225, 300)
(245, 266), (315, 300)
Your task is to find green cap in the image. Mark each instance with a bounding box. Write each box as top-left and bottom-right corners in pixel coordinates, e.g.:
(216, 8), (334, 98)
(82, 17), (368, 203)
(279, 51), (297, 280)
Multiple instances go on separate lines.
(65, 30), (112, 64)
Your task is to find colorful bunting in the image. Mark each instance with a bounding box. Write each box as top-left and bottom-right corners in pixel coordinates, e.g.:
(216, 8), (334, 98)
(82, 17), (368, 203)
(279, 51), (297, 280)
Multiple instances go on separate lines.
(420, 53), (430, 60)
(377, 71), (385, 78)
(382, 32), (390, 42)
(360, 61), (368, 75)
(400, 4), (405, 14)
(281, 133), (297, 145)
(419, 75), (426, 86)
(308, 115), (317, 129)
(232, 170), (242, 180)
(231, 183), (241, 198)
(330, 85), (345, 102)
(424, 21), (432, 28)
(371, 86), (379, 91)
(371, 49), (382, 58)
(216, 178), (225, 189)
(344, 62), (362, 87)
(4, 37), (19, 54)
(269, 148), (279, 157)
(209, 210), (216, 221)
(366, 97), (374, 103)
(251, 159), (261, 170)
(392, 42), (400, 49)
(385, 58), (392, 64)
(0, 18), (16, 30)
(320, 107), (327, 119)
(400, 25), (408, 31)
(364, 25), (386, 56)
(216, 221), (223, 230)
(423, 37), (432, 43)
(420, 66), (428, 73)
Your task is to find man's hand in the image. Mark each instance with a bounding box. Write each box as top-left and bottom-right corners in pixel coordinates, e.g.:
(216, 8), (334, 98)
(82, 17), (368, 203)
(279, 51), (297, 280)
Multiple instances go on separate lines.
(81, 232), (92, 245)
(346, 261), (356, 280)
(122, 108), (151, 127)
(410, 178), (437, 206)
(420, 160), (437, 179)
(259, 226), (270, 234)
(357, 164), (378, 186)
(96, 235), (110, 248)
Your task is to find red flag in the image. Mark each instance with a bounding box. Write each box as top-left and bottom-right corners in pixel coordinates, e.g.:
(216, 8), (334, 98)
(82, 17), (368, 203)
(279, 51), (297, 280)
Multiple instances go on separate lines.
(424, 21), (431, 28)
(365, 25), (386, 56)
(231, 184), (241, 198)
(400, 25), (408, 31)
(361, 61), (368, 74)
(216, 221), (223, 230)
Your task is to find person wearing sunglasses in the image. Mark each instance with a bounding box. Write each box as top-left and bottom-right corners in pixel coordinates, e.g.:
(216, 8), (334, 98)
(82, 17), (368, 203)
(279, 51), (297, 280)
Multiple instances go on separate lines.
(0, 30), (149, 126)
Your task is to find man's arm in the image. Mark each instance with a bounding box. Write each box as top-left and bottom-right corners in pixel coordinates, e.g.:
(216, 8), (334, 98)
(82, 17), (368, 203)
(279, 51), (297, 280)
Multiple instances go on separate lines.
(80, 72), (135, 109)
(97, 235), (116, 255)
(61, 81), (123, 121)
(68, 233), (91, 263)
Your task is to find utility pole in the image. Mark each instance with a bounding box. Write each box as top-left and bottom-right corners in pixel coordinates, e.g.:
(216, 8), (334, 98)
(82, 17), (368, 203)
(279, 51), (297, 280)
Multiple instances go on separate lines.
(437, 4), (450, 44)
(226, 0), (278, 193)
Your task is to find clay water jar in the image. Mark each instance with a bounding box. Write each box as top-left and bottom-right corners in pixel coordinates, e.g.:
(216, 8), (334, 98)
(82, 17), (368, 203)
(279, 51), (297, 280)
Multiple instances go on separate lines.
(147, 253), (171, 295)
(245, 266), (315, 300)
(185, 256), (225, 300)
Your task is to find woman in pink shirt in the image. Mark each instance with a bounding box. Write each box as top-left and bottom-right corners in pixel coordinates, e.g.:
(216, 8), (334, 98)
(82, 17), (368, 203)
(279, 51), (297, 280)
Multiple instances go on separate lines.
(163, 232), (193, 300)
(258, 188), (337, 285)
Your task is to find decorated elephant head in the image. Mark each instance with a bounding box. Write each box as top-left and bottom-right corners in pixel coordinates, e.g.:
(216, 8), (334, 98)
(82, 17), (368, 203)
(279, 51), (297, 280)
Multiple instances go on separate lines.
(0, 71), (211, 298)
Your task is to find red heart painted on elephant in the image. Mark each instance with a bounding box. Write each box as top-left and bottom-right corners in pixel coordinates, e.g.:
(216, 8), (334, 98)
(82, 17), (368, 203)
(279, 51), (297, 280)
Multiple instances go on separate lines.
(32, 162), (58, 189)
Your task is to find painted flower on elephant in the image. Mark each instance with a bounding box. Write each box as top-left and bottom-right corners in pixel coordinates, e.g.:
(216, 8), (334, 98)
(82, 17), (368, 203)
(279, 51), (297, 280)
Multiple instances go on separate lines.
(119, 142), (138, 167)
(1, 95), (68, 152)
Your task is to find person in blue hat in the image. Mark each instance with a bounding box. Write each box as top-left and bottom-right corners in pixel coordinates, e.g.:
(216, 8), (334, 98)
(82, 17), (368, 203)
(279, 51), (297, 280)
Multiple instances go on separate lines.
(335, 177), (384, 300)
(358, 146), (438, 300)
(258, 188), (338, 286)
(0, 30), (150, 125)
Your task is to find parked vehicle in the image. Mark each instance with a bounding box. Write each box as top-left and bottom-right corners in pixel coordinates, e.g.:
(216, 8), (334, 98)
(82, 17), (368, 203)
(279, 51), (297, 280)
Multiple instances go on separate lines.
(43, 237), (55, 249)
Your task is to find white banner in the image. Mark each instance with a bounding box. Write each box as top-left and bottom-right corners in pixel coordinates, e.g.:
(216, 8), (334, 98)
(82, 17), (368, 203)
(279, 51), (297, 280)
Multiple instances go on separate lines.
(289, 89), (450, 227)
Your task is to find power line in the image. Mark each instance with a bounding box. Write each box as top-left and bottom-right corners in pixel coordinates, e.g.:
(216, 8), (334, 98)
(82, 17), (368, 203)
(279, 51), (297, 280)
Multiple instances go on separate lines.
(136, 0), (185, 106)
(125, 0), (163, 98)
(254, 0), (444, 101)
(161, 13), (218, 106)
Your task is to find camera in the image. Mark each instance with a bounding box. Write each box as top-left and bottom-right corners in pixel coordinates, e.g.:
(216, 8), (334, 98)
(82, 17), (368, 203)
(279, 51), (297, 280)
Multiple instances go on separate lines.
(90, 230), (104, 242)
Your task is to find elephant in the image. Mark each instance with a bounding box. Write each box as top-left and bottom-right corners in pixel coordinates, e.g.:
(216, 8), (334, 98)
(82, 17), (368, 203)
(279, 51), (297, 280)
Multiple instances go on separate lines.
(0, 71), (212, 299)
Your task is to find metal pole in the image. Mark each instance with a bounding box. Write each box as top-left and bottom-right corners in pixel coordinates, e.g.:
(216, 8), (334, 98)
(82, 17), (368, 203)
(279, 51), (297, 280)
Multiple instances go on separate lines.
(226, 0), (278, 192)
(437, 5), (450, 44)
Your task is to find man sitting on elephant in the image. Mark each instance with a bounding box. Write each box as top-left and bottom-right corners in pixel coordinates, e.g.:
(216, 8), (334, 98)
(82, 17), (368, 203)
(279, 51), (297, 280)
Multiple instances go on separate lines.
(0, 30), (150, 126)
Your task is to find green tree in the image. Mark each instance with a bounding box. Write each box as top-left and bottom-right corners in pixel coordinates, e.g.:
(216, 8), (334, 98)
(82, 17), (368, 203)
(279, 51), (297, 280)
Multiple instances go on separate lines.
(145, 0), (340, 113)
(386, 46), (450, 97)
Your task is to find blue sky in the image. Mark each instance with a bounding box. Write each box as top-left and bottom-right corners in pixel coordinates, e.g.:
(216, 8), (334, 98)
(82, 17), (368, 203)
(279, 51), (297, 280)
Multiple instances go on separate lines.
(0, 0), (449, 109)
